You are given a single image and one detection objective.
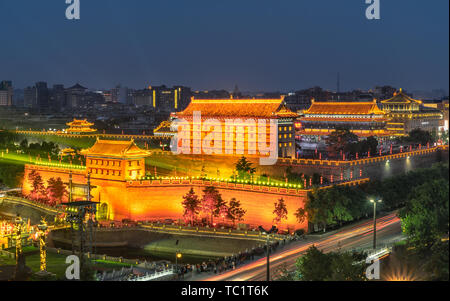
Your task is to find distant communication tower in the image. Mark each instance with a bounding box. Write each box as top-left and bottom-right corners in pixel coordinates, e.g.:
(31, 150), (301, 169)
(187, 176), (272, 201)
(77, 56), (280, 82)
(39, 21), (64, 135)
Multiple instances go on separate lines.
(337, 72), (341, 94)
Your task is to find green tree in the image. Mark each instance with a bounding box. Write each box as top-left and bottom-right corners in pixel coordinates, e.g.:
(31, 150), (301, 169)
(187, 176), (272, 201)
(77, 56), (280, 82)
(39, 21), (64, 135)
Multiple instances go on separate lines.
(327, 252), (366, 281)
(325, 129), (358, 157)
(407, 128), (434, 145)
(365, 136), (379, 155)
(296, 246), (332, 281)
(294, 207), (307, 225)
(272, 263), (296, 281)
(235, 156), (256, 180)
(304, 188), (334, 232)
(398, 178), (449, 248)
(181, 188), (201, 225)
(19, 139), (28, 150)
(296, 246), (367, 281)
(425, 240), (449, 281)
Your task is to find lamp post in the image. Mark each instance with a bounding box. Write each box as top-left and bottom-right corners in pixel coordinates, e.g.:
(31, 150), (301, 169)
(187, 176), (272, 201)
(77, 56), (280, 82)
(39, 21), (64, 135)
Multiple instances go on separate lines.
(258, 225), (277, 281)
(370, 199), (382, 250)
(175, 251), (182, 271)
(266, 233), (270, 281)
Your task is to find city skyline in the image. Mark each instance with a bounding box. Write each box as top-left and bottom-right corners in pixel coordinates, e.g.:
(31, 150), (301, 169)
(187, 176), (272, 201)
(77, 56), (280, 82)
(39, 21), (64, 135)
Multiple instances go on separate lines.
(0, 0), (448, 93)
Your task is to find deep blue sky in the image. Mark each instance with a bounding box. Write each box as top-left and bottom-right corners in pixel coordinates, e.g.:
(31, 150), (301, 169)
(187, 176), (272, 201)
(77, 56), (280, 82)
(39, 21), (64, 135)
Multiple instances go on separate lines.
(0, 0), (448, 93)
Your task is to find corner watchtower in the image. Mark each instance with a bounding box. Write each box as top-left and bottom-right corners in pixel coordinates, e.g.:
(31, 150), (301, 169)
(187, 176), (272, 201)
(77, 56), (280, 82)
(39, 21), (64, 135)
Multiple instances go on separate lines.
(80, 139), (150, 181)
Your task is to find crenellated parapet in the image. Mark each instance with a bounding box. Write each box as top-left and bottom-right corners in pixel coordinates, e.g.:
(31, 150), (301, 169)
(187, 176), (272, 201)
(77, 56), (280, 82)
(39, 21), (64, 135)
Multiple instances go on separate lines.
(278, 145), (447, 167)
(125, 177), (370, 196)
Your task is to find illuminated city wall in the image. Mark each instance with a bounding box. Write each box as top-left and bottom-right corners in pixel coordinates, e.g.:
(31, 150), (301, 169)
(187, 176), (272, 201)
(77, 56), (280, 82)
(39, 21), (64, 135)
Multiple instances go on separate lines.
(22, 165), (308, 231)
(123, 182), (308, 231)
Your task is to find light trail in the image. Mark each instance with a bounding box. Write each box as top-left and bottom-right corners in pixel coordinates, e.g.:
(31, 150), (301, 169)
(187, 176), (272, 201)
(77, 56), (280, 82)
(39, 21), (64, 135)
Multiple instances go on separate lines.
(203, 213), (401, 281)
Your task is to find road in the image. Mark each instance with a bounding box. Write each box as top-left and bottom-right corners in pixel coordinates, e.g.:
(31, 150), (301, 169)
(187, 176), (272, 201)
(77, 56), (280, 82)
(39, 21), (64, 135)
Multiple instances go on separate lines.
(197, 212), (402, 281)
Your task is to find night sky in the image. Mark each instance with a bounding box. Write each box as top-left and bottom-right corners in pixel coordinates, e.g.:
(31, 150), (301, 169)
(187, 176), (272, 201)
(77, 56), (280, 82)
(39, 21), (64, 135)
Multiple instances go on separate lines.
(0, 0), (448, 93)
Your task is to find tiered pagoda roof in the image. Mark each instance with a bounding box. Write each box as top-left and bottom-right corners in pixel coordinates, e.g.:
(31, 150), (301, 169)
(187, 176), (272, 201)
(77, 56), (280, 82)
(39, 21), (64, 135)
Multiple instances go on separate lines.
(80, 139), (151, 159)
(153, 120), (176, 136)
(381, 88), (422, 104)
(176, 97), (298, 119)
(66, 119), (94, 127)
(303, 100), (385, 116)
(67, 83), (88, 90)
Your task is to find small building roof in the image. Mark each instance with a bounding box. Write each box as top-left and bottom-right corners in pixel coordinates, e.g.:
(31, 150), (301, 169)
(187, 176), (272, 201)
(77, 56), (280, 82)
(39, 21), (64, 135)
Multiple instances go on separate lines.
(381, 89), (422, 104)
(303, 100), (385, 115)
(67, 119), (94, 127)
(176, 97), (297, 119)
(80, 139), (151, 158)
(153, 120), (176, 135)
(67, 83), (88, 90)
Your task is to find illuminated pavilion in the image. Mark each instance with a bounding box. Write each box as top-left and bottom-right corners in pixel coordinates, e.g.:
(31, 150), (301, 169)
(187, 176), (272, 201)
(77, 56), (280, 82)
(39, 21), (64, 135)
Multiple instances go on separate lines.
(80, 139), (151, 181)
(298, 99), (391, 139)
(174, 96), (298, 158)
(65, 119), (97, 134)
(153, 120), (177, 138)
(380, 89), (443, 136)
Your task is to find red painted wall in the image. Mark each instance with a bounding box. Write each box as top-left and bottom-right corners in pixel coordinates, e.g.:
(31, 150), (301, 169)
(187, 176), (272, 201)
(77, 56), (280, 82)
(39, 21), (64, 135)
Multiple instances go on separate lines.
(23, 165), (308, 231)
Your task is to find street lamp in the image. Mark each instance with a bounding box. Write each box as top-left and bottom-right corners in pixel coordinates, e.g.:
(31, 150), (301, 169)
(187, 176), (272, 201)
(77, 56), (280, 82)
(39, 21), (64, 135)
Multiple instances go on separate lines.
(175, 251), (182, 271)
(258, 225), (278, 281)
(370, 199), (382, 249)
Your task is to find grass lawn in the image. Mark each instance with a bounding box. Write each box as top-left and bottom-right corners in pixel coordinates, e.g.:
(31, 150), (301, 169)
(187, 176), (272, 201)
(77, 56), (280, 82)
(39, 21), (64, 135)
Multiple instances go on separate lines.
(0, 246), (136, 280)
(15, 133), (96, 149)
(142, 236), (262, 262)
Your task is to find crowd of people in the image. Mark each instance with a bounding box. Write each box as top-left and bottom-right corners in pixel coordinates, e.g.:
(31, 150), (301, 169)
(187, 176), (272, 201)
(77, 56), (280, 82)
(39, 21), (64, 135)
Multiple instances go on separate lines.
(174, 235), (301, 279)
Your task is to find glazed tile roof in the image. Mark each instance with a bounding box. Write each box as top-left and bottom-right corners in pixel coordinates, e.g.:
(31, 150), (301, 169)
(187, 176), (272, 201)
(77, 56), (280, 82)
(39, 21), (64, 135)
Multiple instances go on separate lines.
(301, 117), (387, 122)
(176, 97), (297, 119)
(80, 139), (151, 158)
(381, 89), (422, 104)
(303, 101), (385, 115)
(153, 120), (177, 135)
(66, 119), (94, 127)
(299, 129), (391, 137)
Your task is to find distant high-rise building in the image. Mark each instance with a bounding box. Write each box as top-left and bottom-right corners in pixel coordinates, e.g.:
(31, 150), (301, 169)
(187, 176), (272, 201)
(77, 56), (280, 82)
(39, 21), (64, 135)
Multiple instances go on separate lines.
(35, 82), (50, 111)
(66, 83), (88, 108)
(132, 89), (153, 107)
(24, 86), (36, 108)
(0, 80), (13, 106)
(22, 82), (50, 110)
(146, 85), (192, 112)
(192, 90), (230, 100)
(50, 84), (66, 112)
(111, 84), (129, 104)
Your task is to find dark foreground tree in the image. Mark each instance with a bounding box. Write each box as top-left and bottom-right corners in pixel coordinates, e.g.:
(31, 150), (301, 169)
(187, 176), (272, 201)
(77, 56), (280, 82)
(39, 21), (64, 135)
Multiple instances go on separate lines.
(227, 198), (246, 226)
(201, 186), (225, 225)
(235, 156), (256, 180)
(273, 198), (288, 225)
(399, 178), (449, 248)
(296, 246), (366, 281)
(181, 188), (201, 224)
(46, 177), (67, 206)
